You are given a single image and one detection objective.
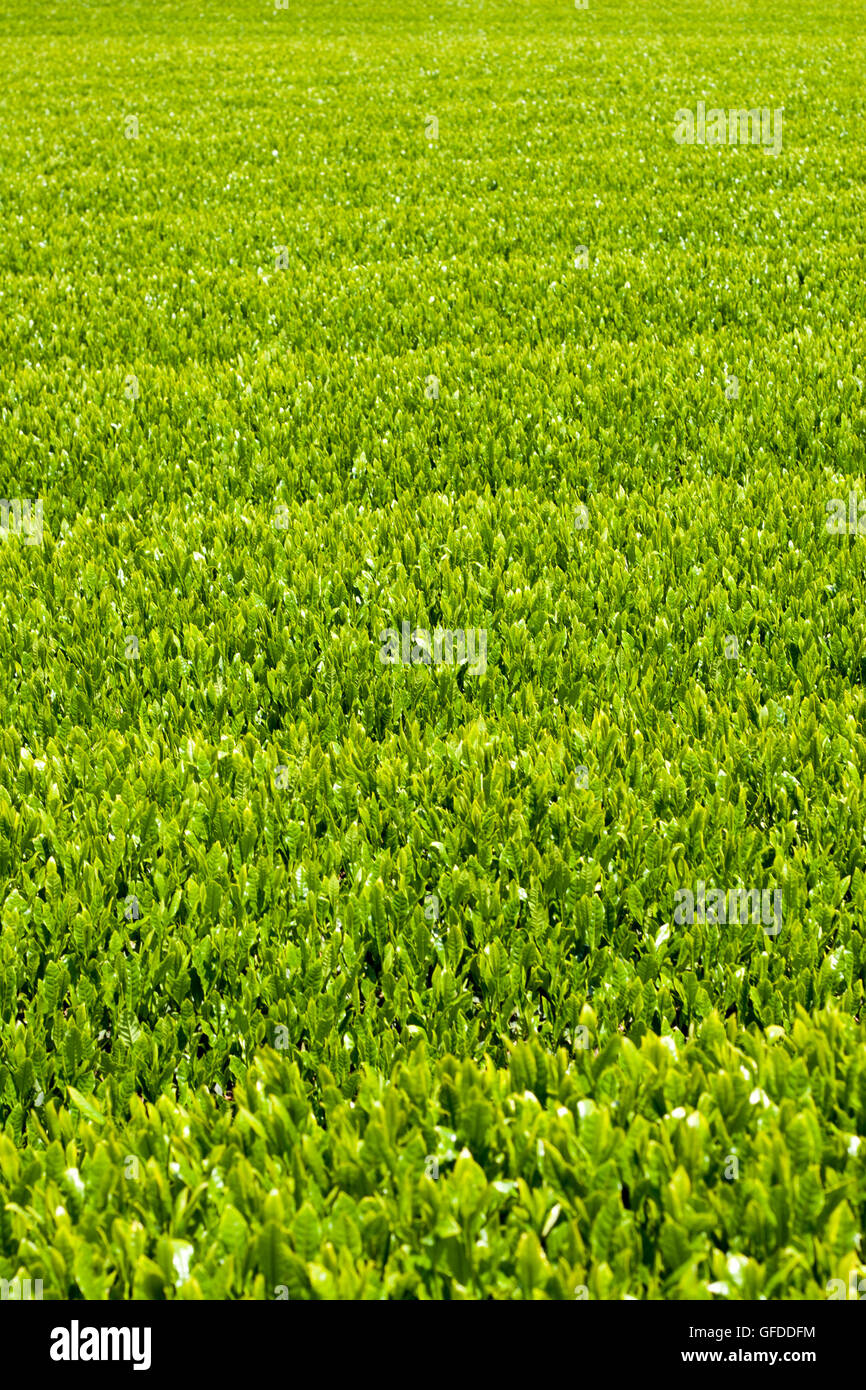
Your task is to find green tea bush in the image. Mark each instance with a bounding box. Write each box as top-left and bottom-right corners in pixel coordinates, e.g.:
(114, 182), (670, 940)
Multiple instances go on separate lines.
(0, 0), (864, 1299)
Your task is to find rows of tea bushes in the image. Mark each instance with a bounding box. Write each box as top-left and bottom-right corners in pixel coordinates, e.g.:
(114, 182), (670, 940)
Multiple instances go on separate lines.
(0, 0), (864, 1298)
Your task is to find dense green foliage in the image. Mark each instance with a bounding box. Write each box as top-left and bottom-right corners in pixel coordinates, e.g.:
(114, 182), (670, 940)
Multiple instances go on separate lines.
(0, 0), (864, 1299)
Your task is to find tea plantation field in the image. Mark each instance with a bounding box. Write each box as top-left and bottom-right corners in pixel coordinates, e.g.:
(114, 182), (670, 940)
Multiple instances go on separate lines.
(0, 0), (865, 1300)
